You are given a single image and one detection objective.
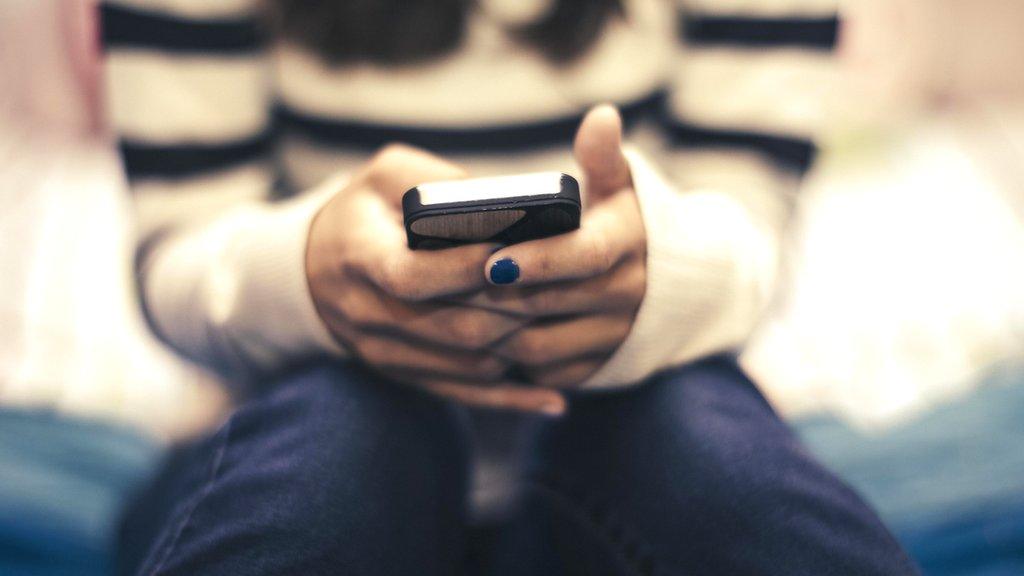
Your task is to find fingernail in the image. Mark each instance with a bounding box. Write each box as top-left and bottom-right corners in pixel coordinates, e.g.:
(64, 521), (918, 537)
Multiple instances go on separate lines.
(489, 258), (519, 285)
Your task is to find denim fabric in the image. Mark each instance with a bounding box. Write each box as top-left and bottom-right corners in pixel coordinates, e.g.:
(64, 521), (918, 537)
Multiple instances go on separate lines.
(119, 364), (469, 576)
(489, 357), (918, 576)
(118, 358), (917, 575)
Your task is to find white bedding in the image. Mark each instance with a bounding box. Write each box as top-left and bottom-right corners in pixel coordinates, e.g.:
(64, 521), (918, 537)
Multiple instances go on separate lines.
(0, 124), (227, 440)
(745, 104), (1024, 430)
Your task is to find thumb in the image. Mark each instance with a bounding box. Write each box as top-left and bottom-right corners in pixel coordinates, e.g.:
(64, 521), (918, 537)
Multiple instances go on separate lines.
(573, 104), (632, 204)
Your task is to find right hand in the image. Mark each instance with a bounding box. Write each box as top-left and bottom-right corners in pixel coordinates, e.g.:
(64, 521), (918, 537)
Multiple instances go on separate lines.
(305, 144), (566, 415)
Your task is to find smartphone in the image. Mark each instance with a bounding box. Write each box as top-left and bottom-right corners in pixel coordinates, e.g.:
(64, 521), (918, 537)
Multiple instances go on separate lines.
(402, 172), (581, 249)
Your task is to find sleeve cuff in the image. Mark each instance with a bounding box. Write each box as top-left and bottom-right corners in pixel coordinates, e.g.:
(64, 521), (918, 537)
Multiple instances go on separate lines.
(145, 183), (345, 377)
(581, 149), (779, 390)
(227, 187), (347, 362)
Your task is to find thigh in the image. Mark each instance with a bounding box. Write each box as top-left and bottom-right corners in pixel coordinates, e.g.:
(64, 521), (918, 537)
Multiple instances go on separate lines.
(493, 356), (918, 576)
(118, 362), (470, 576)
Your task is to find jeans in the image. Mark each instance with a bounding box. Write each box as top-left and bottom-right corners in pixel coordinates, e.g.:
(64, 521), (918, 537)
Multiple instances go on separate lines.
(117, 357), (917, 575)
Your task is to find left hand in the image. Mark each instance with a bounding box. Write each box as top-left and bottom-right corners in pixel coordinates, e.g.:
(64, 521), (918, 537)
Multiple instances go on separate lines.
(307, 144), (566, 414)
(457, 105), (647, 388)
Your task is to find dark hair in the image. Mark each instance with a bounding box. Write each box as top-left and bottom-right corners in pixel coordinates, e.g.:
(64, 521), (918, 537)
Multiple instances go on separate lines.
(263, 0), (625, 66)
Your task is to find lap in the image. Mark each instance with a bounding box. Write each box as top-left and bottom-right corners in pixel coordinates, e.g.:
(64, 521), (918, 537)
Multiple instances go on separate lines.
(118, 357), (918, 576)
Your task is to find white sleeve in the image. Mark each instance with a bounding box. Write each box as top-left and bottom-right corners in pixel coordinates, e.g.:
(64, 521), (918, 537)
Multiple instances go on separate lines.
(102, 0), (344, 381)
(142, 184), (346, 379)
(583, 150), (781, 388)
(584, 0), (842, 388)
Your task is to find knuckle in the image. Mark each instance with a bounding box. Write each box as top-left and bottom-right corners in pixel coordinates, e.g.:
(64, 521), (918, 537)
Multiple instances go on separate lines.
(626, 259), (647, 289)
(449, 314), (491, 349)
(377, 262), (422, 301)
(534, 253), (555, 277)
(332, 285), (382, 327)
(626, 264), (647, 303)
(338, 257), (359, 281)
(524, 290), (559, 316)
(375, 264), (401, 296)
(610, 266), (646, 311)
(588, 234), (615, 274)
(353, 338), (387, 363)
(334, 290), (365, 323)
(342, 298), (380, 330)
(512, 331), (550, 365)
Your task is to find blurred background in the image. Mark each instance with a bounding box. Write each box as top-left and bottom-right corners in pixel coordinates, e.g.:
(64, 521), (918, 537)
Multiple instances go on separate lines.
(1, 0), (1023, 574)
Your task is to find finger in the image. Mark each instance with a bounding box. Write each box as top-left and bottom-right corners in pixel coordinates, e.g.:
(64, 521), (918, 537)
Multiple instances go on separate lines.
(484, 191), (643, 287)
(363, 143), (468, 205)
(453, 258), (645, 318)
(333, 285), (525, 352)
(367, 241), (499, 301)
(349, 192), (500, 300)
(525, 358), (604, 389)
(348, 333), (509, 382)
(574, 104), (631, 204)
(498, 314), (632, 368)
(419, 381), (567, 415)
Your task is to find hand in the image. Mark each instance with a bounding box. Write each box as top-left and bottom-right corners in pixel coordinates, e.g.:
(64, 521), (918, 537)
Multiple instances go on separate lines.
(459, 106), (647, 388)
(306, 144), (566, 414)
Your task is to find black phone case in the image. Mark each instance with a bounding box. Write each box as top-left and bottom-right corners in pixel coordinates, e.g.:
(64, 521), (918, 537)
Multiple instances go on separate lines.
(402, 173), (581, 249)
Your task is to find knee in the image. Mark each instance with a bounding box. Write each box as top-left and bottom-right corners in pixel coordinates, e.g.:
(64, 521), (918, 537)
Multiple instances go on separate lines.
(225, 363), (468, 526)
(259, 364), (462, 444)
(531, 360), (913, 574)
(124, 365), (470, 574)
(647, 360), (805, 490)
(540, 357), (797, 495)
(645, 358), (796, 471)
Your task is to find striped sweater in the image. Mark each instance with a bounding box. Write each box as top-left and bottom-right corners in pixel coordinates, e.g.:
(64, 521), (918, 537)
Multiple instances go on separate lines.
(101, 0), (840, 388)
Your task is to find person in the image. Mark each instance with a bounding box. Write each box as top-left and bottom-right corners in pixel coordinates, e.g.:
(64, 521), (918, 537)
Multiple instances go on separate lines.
(103, 0), (918, 574)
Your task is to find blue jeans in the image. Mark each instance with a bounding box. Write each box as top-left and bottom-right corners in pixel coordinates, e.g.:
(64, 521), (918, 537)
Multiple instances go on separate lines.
(117, 357), (916, 575)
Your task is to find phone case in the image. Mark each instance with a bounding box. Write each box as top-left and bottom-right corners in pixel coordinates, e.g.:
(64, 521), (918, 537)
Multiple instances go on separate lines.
(402, 172), (581, 249)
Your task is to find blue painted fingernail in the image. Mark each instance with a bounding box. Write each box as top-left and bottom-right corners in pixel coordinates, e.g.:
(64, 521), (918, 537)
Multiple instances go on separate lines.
(489, 258), (519, 285)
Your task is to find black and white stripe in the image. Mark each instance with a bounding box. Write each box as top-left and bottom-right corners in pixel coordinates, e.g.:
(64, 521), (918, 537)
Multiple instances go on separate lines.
(663, 121), (816, 172)
(275, 91), (666, 154)
(682, 14), (838, 50)
(103, 0), (839, 182)
(664, 2), (840, 173)
(101, 3), (264, 54)
(102, 2), (271, 182)
(118, 133), (272, 179)
(99, 0), (843, 389)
